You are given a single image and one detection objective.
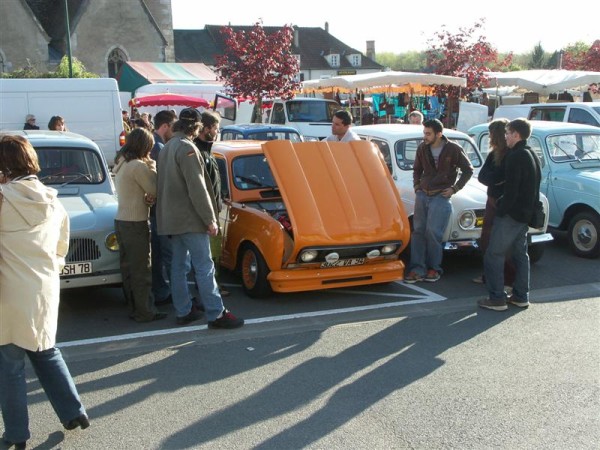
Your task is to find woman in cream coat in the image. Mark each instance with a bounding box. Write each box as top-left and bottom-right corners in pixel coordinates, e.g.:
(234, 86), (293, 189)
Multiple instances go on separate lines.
(0, 135), (89, 449)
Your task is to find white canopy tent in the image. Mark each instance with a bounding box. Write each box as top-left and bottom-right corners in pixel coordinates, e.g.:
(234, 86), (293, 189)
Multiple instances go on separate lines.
(302, 71), (467, 92)
(485, 70), (600, 96)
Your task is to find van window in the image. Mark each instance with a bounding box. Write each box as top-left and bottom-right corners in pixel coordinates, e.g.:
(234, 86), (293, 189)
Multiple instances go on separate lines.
(285, 100), (338, 123)
(568, 107), (600, 127)
(271, 104), (285, 124)
(529, 107), (566, 122)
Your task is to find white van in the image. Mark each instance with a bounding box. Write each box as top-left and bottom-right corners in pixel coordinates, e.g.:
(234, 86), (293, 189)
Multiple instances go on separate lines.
(494, 102), (600, 127)
(214, 94), (341, 141)
(0, 78), (124, 163)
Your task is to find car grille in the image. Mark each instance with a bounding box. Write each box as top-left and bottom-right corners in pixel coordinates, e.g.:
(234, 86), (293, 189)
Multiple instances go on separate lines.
(67, 238), (101, 262)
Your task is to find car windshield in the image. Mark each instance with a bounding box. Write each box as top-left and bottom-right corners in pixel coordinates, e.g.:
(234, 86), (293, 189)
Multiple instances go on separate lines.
(36, 147), (105, 185)
(232, 154), (278, 190)
(285, 100), (338, 122)
(245, 131), (303, 142)
(394, 138), (482, 170)
(547, 133), (600, 162)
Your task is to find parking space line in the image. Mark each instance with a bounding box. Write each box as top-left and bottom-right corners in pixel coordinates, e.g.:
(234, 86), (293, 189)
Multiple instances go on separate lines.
(57, 283), (446, 349)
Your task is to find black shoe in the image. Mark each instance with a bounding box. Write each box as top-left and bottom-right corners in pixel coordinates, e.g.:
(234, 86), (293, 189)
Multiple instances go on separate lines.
(63, 414), (90, 430)
(155, 295), (173, 306)
(2, 437), (26, 449)
(176, 309), (202, 325)
(208, 309), (244, 329)
(134, 312), (168, 323)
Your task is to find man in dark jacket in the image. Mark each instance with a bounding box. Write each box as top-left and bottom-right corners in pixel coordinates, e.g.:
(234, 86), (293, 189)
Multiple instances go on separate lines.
(479, 118), (539, 311)
(405, 119), (473, 283)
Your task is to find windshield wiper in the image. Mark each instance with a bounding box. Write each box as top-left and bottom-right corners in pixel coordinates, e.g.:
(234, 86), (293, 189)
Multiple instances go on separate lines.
(553, 143), (579, 161)
(59, 173), (92, 187)
(235, 175), (276, 189)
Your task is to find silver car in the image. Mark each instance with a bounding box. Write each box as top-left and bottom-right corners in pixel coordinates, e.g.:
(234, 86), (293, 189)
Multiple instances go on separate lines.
(353, 124), (553, 262)
(19, 130), (121, 288)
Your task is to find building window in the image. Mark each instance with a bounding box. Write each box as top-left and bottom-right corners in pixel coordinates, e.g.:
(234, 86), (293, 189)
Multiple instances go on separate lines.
(107, 48), (127, 78)
(349, 54), (361, 67)
(327, 54), (340, 68)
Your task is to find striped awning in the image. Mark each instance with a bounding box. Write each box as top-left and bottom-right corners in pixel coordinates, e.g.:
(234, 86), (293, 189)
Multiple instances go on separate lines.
(117, 62), (219, 93)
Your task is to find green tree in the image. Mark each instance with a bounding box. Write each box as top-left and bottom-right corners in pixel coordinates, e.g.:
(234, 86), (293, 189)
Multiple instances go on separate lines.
(375, 51), (427, 72)
(55, 56), (98, 78)
(529, 43), (546, 68)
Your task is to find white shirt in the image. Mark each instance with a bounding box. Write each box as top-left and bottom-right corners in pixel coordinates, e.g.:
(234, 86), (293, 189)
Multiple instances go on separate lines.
(325, 129), (361, 142)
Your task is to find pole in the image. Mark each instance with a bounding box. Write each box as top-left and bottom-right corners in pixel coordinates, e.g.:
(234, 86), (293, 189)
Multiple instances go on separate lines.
(64, 0), (73, 78)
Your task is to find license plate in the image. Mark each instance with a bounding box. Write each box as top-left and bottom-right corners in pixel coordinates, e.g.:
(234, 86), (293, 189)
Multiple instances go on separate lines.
(320, 258), (365, 268)
(60, 262), (93, 276)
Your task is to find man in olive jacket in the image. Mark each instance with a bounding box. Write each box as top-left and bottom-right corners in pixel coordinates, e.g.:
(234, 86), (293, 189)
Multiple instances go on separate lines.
(405, 119), (473, 283)
(156, 108), (243, 329)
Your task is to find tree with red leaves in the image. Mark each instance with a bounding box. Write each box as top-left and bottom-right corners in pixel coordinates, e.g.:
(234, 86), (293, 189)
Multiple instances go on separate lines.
(562, 40), (600, 72)
(426, 20), (512, 97)
(215, 22), (301, 123)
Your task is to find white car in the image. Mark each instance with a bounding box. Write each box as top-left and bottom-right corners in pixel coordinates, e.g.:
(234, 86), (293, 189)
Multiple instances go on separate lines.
(353, 124), (553, 262)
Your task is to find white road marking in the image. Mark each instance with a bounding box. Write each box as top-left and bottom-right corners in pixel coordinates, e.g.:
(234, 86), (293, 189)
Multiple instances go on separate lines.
(58, 282), (445, 349)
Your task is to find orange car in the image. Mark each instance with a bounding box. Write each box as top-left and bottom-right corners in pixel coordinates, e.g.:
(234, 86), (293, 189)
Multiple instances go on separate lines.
(213, 139), (410, 297)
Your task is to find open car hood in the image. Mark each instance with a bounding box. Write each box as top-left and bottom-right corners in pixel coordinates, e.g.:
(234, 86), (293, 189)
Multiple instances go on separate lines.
(262, 140), (409, 248)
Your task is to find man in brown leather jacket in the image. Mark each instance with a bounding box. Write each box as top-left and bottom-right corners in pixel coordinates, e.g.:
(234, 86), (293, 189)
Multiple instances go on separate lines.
(405, 119), (473, 283)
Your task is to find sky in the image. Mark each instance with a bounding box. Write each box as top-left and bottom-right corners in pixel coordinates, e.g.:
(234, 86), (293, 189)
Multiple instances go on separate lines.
(171, 0), (597, 55)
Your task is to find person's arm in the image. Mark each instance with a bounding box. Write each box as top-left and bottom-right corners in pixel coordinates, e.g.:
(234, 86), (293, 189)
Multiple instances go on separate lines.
(134, 159), (157, 197)
(413, 146), (424, 192)
(496, 152), (521, 217)
(477, 153), (495, 187)
(452, 146), (474, 192)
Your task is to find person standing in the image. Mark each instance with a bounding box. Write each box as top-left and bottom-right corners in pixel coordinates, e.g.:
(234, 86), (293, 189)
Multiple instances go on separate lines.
(193, 111), (230, 297)
(325, 110), (361, 142)
(408, 110), (424, 125)
(404, 119), (473, 283)
(113, 128), (167, 323)
(473, 119), (516, 286)
(156, 108), (244, 328)
(479, 118), (540, 311)
(23, 114), (39, 130)
(149, 110), (177, 305)
(0, 135), (89, 450)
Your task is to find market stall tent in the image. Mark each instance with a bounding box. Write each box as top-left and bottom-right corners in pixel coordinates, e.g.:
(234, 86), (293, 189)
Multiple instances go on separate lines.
(116, 62), (220, 93)
(129, 93), (210, 108)
(485, 70), (600, 96)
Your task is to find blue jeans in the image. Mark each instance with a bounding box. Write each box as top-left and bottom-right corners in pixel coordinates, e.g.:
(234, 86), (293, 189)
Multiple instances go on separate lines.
(0, 344), (86, 443)
(170, 233), (224, 321)
(409, 191), (452, 275)
(150, 214), (172, 302)
(484, 215), (530, 301)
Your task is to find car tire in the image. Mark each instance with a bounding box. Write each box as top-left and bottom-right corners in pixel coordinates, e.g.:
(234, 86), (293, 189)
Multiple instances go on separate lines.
(240, 243), (272, 298)
(568, 212), (600, 258)
(527, 243), (545, 264)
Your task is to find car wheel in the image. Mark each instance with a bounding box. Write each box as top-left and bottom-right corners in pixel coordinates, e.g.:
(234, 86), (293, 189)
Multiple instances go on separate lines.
(240, 244), (272, 298)
(568, 212), (600, 258)
(527, 243), (545, 264)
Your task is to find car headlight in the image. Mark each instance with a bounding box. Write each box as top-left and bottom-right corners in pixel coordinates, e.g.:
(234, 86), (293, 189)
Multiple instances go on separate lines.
(105, 232), (119, 252)
(303, 136), (320, 142)
(381, 244), (397, 255)
(299, 249), (318, 262)
(458, 211), (476, 230)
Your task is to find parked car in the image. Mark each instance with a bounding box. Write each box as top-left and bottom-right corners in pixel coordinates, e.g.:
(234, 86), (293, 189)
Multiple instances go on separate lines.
(211, 139), (411, 298)
(353, 124), (553, 262)
(220, 123), (303, 142)
(469, 121), (600, 258)
(17, 130), (122, 288)
(493, 102), (600, 128)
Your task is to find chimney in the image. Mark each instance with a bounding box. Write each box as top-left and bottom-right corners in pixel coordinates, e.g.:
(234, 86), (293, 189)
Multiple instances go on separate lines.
(324, 21), (329, 33)
(294, 28), (299, 48)
(366, 40), (375, 60)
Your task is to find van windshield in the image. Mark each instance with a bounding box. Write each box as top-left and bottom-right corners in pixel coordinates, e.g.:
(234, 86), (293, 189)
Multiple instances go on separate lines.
(36, 147), (105, 184)
(286, 100), (339, 123)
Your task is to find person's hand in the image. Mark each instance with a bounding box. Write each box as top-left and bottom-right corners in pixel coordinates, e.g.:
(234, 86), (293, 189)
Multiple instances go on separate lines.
(144, 193), (156, 206)
(207, 221), (219, 236)
(442, 187), (455, 198)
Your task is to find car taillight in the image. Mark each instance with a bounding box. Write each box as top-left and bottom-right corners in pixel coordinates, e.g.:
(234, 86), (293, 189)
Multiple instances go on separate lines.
(119, 130), (126, 147)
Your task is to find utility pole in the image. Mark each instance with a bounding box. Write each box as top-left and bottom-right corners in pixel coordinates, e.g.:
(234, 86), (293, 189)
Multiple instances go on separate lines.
(64, 0), (73, 77)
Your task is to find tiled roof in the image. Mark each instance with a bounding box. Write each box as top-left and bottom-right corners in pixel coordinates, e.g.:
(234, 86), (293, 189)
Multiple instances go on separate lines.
(174, 25), (383, 71)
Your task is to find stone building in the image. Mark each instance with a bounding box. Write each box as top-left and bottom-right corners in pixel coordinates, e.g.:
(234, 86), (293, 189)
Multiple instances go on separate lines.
(0, 0), (174, 76)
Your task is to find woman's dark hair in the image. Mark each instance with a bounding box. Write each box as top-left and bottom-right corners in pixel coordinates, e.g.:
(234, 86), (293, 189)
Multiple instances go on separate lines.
(488, 118), (509, 166)
(48, 115), (65, 130)
(115, 128), (154, 165)
(0, 134), (40, 178)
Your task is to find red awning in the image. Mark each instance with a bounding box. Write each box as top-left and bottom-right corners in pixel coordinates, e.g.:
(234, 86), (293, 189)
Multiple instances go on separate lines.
(129, 93), (210, 108)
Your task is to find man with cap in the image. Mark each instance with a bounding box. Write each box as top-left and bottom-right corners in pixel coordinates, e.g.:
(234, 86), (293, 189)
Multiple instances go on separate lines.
(156, 108), (244, 328)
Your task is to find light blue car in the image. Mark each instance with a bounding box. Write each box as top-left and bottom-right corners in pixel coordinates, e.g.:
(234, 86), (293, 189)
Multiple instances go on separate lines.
(18, 130), (122, 288)
(469, 121), (600, 258)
